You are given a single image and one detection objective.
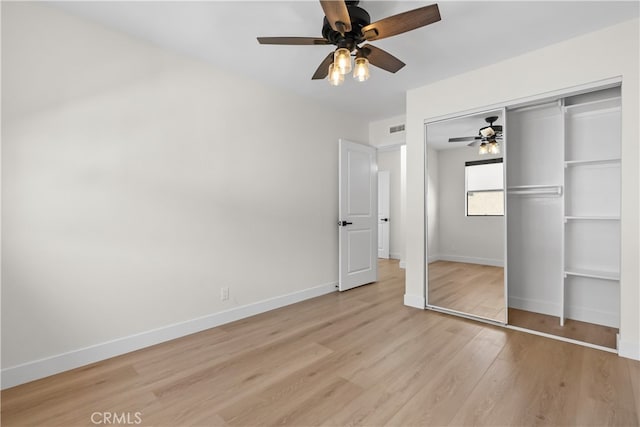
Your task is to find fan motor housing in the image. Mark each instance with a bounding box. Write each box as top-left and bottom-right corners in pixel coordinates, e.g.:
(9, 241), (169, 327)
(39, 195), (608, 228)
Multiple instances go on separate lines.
(322, 5), (371, 48)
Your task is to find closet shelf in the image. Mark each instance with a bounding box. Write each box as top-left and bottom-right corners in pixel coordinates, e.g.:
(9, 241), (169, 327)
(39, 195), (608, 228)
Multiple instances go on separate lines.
(564, 269), (620, 281)
(564, 158), (621, 167)
(564, 215), (620, 221)
(564, 97), (621, 116)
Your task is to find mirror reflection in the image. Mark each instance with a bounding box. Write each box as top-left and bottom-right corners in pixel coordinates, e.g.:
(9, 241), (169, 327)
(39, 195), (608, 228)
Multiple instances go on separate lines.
(426, 110), (506, 322)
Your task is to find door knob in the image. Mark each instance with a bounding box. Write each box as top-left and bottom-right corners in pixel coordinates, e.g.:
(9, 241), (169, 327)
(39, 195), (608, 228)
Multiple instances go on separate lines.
(339, 221), (353, 226)
(381, 218), (389, 222)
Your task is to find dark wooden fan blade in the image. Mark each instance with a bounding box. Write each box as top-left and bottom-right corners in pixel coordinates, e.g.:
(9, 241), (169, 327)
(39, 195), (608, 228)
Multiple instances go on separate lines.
(359, 44), (405, 73)
(361, 4), (440, 41)
(449, 136), (481, 143)
(257, 37), (330, 45)
(312, 52), (335, 80)
(319, 0), (352, 34)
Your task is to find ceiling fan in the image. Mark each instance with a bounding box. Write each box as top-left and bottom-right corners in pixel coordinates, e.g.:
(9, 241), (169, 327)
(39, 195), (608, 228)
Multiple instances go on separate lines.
(449, 116), (503, 154)
(257, 1), (441, 85)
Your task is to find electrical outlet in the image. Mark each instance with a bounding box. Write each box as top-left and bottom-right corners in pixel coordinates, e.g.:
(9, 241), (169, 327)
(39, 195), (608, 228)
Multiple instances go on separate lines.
(221, 287), (229, 301)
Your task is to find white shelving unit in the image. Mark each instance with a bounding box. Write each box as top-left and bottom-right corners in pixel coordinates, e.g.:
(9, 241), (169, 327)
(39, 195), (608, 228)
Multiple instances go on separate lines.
(561, 94), (621, 328)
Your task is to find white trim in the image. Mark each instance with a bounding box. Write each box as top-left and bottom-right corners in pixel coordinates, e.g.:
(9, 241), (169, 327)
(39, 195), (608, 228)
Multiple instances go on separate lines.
(389, 252), (402, 260)
(508, 296), (559, 317)
(618, 339), (640, 360)
(427, 305), (506, 326)
(376, 142), (405, 152)
(399, 260), (406, 269)
(1, 282), (337, 389)
(433, 254), (504, 268)
(422, 76), (622, 125)
(403, 293), (425, 309)
(506, 325), (617, 354)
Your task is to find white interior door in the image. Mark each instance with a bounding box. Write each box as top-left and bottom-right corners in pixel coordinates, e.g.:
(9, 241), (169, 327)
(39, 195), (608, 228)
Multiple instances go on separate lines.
(378, 170), (390, 259)
(339, 139), (378, 291)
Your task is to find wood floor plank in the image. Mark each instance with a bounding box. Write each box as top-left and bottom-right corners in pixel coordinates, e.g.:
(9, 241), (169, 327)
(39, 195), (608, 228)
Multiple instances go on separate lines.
(456, 334), (585, 426)
(0, 365), (145, 426)
(2, 259), (639, 427)
(321, 317), (484, 426)
(629, 359), (640, 419)
(271, 377), (363, 426)
(385, 327), (508, 426)
(574, 349), (640, 426)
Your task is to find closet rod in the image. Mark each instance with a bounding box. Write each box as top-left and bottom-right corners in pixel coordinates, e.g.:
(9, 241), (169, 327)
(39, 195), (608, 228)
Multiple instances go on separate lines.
(508, 100), (561, 113)
(506, 185), (563, 196)
(563, 95), (621, 111)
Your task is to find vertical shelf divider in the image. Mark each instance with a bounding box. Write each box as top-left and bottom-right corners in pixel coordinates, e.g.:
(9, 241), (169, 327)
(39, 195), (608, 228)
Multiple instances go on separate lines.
(560, 98), (566, 326)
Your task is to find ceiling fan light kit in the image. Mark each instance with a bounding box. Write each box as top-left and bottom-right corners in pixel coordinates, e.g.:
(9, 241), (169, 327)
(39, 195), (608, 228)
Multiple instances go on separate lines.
(448, 116), (503, 155)
(257, 1), (441, 86)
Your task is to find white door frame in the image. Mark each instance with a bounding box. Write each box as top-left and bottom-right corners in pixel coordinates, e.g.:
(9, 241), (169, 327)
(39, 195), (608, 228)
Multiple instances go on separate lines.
(378, 170), (390, 259)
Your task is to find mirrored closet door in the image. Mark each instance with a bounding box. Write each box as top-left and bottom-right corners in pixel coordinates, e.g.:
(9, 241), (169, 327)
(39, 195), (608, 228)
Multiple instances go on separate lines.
(425, 109), (507, 323)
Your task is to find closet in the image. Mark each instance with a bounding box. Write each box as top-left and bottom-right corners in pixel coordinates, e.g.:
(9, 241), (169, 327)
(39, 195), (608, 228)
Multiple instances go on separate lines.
(506, 86), (621, 349)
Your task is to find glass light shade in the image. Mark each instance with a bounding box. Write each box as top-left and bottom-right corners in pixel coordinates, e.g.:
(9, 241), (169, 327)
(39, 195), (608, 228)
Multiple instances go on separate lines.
(478, 142), (489, 155)
(334, 48), (352, 74)
(328, 63), (344, 86)
(488, 140), (500, 154)
(353, 57), (370, 82)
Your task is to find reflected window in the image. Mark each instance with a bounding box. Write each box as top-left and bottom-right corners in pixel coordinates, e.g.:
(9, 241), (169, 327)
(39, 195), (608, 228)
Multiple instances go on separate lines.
(465, 158), (504, 216)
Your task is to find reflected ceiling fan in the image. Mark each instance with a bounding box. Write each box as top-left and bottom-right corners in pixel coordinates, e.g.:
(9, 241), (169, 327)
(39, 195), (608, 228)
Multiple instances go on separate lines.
(449, 116), (503, 154)
(257, 1), (441, 85)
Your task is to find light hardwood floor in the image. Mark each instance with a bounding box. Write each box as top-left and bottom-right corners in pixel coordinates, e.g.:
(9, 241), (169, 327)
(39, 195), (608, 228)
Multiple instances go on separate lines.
(428, 260), (506, 322)
(2, 260), (639, 426)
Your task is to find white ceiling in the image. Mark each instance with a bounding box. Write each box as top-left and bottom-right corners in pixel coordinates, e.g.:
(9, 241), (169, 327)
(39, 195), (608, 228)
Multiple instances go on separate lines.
(49, 1), (638, 121)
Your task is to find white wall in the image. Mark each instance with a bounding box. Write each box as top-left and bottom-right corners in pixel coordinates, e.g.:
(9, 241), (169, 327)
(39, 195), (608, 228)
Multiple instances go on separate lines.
(405, 19), (639, 359)
(434, 147), (504, 266)
(370, 115), (407, 265)
(377, 150), (402, 259)
(369, 115), (405, 148)
(1, 3), (368, 385)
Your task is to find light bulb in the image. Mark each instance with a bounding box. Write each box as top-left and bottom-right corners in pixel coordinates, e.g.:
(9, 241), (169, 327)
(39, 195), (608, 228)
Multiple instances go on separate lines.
(488, 140), (500, 154)
(334, 48), (352, 75)
(328, 63), (344, 86)
(353, 57), (370, 82)
(479, 142), (488, 155)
